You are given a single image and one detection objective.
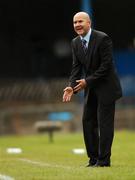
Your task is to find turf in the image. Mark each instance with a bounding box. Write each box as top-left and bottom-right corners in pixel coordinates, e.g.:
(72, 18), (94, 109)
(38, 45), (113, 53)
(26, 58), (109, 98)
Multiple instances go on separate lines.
(0, 131), (135, 180)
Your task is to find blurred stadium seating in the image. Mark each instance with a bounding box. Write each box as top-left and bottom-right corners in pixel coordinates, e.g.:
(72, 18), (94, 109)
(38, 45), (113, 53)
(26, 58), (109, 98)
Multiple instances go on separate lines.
(0, 0), (135, 135)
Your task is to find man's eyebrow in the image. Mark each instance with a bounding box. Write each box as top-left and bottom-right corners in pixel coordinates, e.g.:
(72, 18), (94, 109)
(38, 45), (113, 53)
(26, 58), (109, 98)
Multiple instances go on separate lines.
(73, 20), (83, 23)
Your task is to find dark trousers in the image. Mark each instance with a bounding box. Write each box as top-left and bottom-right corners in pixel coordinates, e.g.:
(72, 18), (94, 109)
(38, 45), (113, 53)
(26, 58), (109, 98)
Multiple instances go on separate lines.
(82, 91), (115, 164)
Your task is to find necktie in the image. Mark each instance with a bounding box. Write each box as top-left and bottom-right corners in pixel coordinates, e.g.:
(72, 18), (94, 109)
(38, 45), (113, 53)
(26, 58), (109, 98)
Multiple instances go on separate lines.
(81, 39), (87, 53)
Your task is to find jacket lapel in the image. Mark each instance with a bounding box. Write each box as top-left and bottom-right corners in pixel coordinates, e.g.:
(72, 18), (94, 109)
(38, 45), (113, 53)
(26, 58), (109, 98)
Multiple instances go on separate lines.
(74, 30), (97, 68)
(75, 37), (86, 63)
(85, 29), (97, 70)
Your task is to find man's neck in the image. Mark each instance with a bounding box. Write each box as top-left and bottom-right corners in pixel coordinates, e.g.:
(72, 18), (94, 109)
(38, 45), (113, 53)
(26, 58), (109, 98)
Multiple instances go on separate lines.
(80, 28), (92, 43)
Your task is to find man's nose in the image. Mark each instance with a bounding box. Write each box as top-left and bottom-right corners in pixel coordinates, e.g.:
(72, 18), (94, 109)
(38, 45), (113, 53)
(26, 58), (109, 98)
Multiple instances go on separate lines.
(75, 22), (80, 27)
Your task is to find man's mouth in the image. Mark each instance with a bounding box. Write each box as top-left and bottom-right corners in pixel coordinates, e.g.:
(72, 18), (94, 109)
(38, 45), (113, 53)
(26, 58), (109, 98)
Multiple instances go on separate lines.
(76, 27), (83, 31)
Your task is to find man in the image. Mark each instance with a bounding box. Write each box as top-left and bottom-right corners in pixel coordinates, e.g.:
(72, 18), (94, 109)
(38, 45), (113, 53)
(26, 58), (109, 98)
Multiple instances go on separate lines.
(63, 12), (122, 167)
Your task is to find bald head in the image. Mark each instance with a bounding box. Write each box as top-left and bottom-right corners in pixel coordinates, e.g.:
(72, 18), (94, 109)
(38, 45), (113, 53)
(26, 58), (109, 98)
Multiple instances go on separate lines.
(73, 12), (91, 37)
(73, 12), (91, 22)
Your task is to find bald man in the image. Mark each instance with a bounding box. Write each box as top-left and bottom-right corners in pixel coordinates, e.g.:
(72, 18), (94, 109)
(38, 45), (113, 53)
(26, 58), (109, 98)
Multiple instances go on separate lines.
(63, 12), (122, 167)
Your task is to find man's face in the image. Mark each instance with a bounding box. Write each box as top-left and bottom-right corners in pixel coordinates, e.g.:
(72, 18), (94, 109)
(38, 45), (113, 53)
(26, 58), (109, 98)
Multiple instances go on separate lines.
(73, 13), (91, 37)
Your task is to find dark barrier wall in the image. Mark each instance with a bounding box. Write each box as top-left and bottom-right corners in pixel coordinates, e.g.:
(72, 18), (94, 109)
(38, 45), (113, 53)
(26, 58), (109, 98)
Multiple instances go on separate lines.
(114, 51), (135, 96)
(114, 51), (135, 76)
(0, 0), (81, 78)
(92, 0), (135, 49)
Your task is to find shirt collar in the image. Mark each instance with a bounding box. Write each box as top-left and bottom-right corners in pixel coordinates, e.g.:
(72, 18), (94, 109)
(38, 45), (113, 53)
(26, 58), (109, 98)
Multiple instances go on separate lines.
(80, 28), (92, 43)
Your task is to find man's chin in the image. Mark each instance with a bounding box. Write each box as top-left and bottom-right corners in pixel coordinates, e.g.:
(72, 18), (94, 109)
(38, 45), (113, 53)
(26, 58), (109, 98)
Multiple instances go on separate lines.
(76, 30), (83, 36)
(77, 32), (85, 37)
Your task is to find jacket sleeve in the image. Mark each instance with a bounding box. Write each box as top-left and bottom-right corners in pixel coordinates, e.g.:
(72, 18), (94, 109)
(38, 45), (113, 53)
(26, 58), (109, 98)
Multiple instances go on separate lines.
(68, 40), (82, 89)
(85, 35), (113, 87)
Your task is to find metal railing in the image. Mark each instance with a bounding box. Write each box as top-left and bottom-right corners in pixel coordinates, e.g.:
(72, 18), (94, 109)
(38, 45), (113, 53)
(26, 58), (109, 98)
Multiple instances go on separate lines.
(0, 78), (68, 102)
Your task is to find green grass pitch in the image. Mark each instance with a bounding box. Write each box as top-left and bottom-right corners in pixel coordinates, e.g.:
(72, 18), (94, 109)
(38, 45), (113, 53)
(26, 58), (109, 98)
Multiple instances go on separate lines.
(0, 131), (135, 180)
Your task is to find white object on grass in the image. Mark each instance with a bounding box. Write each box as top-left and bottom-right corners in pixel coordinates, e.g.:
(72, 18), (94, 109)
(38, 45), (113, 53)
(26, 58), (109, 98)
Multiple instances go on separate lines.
(72, 148), (85, 154)
(6, 148), (22, 154)
(0, 174), (14, 180)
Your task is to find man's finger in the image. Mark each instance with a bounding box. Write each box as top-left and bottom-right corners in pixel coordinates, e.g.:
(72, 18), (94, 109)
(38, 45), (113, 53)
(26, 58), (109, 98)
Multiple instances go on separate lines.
(63, 87), (68, 92)
(76, 80), (81, 83)
(65, 96), (70, 102)
(74, 86), (81, 92)
(74, 84), (80, 89)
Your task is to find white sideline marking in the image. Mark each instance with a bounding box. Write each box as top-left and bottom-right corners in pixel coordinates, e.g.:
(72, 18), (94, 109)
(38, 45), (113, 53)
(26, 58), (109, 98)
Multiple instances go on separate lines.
(0, 174), (14, 180)
(18, 158), (72, 169)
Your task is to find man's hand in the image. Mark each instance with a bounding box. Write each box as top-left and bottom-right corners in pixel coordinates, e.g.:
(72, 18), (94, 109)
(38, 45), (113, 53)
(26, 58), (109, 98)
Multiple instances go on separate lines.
(63, 87), (73, 102)
(73, 79), (87, 92)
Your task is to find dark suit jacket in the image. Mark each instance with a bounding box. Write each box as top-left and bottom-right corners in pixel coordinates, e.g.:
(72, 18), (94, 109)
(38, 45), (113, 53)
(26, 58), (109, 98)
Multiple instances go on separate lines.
(69, 29), (122, 104)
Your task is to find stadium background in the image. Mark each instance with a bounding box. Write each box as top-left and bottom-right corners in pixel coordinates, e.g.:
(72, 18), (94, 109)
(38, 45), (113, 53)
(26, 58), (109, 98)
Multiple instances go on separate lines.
(0, 0), (135, 135)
